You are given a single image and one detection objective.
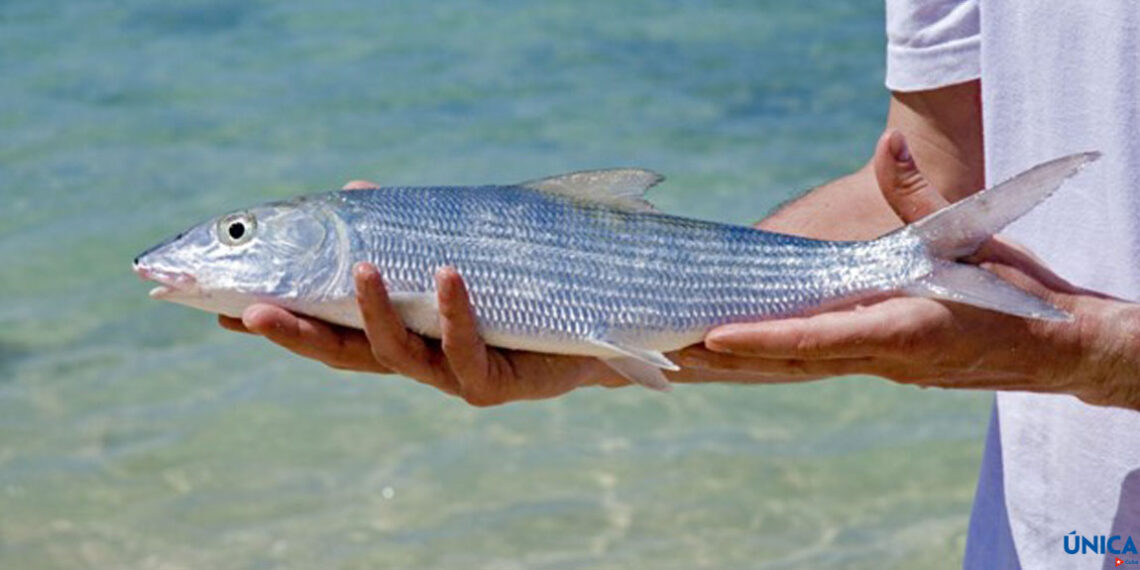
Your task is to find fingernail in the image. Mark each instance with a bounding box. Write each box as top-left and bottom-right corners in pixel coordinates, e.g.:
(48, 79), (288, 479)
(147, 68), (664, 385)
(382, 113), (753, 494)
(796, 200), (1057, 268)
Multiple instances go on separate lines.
(892, 132), (912, 163)
(704, 334), (735, 354)
(676, 352), (710, 367)
(355, 263), (380, 290)
(436, 274), (452, 297)
(435, 266), (460, 291)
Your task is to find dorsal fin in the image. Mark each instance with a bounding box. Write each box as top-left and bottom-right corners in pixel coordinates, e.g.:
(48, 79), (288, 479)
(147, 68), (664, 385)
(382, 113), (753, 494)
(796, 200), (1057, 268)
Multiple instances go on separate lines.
(519, 168), (664, 213)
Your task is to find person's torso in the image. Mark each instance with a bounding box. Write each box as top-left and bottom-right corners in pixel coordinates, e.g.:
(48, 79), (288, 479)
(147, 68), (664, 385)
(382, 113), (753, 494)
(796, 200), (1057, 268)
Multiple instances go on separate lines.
(976, 1), (1140, 568)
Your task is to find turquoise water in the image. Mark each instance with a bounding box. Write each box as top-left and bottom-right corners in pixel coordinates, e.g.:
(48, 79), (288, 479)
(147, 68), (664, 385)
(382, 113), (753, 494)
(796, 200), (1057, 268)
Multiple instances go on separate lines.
(0, 1), (991, 568)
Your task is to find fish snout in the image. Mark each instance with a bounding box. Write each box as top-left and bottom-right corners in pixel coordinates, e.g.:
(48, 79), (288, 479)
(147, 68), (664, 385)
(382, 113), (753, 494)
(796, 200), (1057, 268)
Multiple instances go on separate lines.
(133, 261), (199, 299)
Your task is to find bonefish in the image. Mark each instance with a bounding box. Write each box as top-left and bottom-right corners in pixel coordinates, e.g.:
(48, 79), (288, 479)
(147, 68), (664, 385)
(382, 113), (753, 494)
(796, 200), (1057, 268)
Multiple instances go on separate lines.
(134, 152), (1098, 389)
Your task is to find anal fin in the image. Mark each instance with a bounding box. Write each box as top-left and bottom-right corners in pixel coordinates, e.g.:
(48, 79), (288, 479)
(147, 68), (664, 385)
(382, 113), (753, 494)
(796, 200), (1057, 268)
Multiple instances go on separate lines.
(586, 338), (677, 391)
(604, 357), (673, 392)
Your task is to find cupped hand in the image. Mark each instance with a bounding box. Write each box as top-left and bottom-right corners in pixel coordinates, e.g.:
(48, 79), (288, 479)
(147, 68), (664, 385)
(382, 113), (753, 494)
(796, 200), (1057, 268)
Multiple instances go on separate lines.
(693, 131), (1140, 410)
(219, 180), (628, 406)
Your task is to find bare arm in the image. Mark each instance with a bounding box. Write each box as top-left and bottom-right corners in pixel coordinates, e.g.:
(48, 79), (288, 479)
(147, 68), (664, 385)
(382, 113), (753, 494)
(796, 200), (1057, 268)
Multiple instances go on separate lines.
(760, 81), (984, 240)
(697, 80), (1140, 411)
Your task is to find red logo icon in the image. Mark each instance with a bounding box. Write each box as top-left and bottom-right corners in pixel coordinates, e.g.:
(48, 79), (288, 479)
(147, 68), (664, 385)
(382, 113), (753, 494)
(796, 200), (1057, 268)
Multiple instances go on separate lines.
(1117, 557), (1125, 567)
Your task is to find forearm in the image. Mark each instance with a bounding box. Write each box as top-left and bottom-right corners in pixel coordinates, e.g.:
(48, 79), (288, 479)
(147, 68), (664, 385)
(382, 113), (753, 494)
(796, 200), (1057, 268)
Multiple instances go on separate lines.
(760, 81), (985, 241)
(758, 164), (898, 239)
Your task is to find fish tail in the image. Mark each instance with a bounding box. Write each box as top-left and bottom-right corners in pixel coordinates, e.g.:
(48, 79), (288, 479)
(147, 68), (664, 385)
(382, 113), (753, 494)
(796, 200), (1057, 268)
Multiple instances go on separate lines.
(901, 151), (1100, 321)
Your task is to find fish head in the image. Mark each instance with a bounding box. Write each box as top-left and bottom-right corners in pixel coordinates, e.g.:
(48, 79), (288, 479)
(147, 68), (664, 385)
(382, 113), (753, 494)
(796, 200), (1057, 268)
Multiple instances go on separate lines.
(133, 197), (341, 317)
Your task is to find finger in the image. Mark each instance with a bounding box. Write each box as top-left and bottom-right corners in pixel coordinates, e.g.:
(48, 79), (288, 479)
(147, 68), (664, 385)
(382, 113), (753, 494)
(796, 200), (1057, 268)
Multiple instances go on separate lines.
(969, 238), (1090, 294)
(677, 344), (1028, 389)
(704, 297), (951, 359)
(873, 130), (949, 223)
(675, 344), (887, 378)
(354, 263), (454, 390)
(342, 180), (380, 190)
(241, 304), (388, 372)
(218, 314), (254, 334)
(435, 267), (496, 398)
(673, 346), (831, 383)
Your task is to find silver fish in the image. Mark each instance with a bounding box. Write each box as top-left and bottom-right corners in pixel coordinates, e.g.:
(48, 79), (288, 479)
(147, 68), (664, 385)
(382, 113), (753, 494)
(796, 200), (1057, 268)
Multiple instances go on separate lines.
(134, 152), (1098, 389)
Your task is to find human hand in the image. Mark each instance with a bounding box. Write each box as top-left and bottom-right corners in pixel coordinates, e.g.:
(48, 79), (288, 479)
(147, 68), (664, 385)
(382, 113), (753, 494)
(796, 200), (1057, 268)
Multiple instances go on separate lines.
(693, 131), (1140, 410)
(219, 180), (630, 406)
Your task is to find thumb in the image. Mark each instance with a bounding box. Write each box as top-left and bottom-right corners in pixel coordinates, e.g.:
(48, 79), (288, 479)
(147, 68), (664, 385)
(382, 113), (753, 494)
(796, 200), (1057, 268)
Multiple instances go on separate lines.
(873, 130), (949, 224)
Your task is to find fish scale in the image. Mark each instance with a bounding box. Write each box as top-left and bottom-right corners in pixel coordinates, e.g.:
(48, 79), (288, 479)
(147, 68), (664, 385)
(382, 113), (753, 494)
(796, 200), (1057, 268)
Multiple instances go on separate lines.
(337, 186), (927, 334)
(134, 153), (1097, 389)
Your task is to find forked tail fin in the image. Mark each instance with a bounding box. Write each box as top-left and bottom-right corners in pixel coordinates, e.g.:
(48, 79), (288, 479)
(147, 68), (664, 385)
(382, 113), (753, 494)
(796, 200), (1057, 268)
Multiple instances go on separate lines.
(903, 151), (1100, 321)
(598, 152), (1098, 392)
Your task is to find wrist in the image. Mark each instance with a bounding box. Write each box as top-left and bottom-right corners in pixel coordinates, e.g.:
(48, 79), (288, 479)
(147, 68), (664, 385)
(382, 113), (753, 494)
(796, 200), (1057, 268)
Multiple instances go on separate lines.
(1069, 302), (1140, 410)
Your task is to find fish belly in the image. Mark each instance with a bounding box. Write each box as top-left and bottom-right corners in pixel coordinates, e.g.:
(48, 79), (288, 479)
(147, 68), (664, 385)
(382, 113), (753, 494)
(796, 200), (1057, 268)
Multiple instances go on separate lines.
(298, 292), (707, 358)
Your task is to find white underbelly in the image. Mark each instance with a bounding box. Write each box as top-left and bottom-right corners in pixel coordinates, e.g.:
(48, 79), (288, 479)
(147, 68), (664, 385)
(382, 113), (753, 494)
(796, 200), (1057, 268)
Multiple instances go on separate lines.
(294, 293), (706, 358)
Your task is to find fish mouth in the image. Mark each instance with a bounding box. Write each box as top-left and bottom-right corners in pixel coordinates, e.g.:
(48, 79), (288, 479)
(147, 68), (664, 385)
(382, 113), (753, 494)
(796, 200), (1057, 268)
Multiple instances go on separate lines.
(133, 265), (199, 299)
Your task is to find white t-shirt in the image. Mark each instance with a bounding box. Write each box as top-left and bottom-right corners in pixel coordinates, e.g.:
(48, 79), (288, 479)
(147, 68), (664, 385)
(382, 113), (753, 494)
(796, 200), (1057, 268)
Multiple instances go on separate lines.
(885, 1), (1140, 568)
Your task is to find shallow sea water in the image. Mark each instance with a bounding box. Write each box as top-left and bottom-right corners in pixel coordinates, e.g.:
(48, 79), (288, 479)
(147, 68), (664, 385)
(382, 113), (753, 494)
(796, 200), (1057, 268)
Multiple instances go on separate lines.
(0, 1), (991, 568)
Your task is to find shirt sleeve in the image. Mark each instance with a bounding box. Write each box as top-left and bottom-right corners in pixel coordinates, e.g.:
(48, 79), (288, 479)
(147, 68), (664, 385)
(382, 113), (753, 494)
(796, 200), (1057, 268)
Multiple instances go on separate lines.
(885, 0), (981, 91)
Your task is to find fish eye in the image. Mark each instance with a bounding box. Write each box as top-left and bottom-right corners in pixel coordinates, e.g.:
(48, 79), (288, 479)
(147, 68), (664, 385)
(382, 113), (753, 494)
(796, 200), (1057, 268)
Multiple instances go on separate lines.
(228, 222), (245, 240)
(217, 212), (256, 246)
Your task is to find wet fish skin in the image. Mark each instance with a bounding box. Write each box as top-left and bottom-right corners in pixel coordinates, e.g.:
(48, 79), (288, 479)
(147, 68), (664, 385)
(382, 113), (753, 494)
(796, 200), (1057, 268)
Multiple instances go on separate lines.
(134, 152), (1097, 389)
(322, 185), (932, 337)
